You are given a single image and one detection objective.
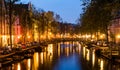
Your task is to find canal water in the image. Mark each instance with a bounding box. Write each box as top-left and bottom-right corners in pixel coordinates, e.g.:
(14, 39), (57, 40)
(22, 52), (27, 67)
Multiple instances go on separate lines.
(1, 41), (120, 70)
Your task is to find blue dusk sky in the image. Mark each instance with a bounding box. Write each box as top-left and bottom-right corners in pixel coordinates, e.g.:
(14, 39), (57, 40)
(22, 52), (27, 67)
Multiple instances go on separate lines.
(19, 0), (83, 24)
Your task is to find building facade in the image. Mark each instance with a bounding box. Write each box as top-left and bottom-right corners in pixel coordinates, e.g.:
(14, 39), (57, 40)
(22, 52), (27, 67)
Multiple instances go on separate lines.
(109, 16), (120, 43)
(0, 0), (32, 47)
(0, 0), (9, 47)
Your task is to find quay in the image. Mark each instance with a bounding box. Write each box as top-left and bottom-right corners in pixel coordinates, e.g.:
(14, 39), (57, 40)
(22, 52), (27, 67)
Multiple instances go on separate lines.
(81, 41), (120, 64)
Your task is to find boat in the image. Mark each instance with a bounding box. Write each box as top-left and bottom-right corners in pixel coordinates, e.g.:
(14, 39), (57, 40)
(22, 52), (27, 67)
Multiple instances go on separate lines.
(12, 55), (24, 61)
(0, 58), (13, 67)
(24, 54), (33, 59)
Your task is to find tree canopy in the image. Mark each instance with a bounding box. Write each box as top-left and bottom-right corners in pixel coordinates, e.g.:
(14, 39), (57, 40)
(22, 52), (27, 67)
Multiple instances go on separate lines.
(79, 0), (120, 41)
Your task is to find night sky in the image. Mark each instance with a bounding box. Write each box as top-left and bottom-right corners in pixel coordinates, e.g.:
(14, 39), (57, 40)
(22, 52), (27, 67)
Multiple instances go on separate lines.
(20, 0), (83, 24)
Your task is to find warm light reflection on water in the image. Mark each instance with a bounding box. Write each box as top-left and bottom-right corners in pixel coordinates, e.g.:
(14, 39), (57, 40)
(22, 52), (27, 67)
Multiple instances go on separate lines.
(83, 47), (86, 58)
(78, 43), (81, 54)
(66, 47), (69, 56)
(2, 41), (120, 70)
(92, 51), (95, 67)
(17, 63), (21, 70)
(100, 59), (104, 70)
(86, 49), (90, 61)
(66, 42), (69, 45)
(40, 52), (44, 64)
(47, 44), (53, 62)
(33, 52), (39, 70)
(27, 59), (31, 70)
(47, 44), (53, 56)
(43, 52), (46, 63)
(61, 46), (63, 54)
(58, 43), (61, 57)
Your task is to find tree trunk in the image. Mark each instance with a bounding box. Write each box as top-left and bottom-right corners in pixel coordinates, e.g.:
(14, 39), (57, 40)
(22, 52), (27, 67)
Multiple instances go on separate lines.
(9, 0), (12, 48)
(0, 3), (3, 47)
(105, 24), (109, 43)
(96, 31), (98, 41)
(38, 30), (40, 43)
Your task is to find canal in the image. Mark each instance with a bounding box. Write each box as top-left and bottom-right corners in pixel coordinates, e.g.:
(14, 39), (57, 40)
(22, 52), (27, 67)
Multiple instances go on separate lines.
(1, 41), (120, 70)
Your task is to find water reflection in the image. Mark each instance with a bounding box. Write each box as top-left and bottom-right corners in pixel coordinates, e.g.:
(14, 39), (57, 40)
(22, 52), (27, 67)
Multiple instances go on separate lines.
(86, 49), (90, 61)
(66, 46), (69, 56)
(47, 44), (53, 56)
(17, 63), (21, 70)
(27, 59), (31, 70)
(54, 54), (81, 70)
(58, 43), (61, 57)
(40, 52), (44, 64)
(92, 51), (95, 67)
(77, 43), (81, 54)
(83, 47), (86, 58)
(54, 42), (82, 70)
(1, 41), (120, 70)
(48, 44), (53, 61)
(33, 52), (39, 70)
(100, 59), (104, 70)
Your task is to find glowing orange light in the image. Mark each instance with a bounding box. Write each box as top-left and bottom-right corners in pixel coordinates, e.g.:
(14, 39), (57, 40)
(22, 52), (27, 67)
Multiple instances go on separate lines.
(17, 35), (21, 39)
(28, 36), (30, 38)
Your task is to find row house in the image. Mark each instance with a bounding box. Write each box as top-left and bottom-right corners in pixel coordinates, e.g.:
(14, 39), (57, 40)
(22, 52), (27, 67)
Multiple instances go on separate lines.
(12, 3), (32, 44)
(109, 15), (120, 43)
(0, 0), (9, 47)
(0, 0), (32, 47)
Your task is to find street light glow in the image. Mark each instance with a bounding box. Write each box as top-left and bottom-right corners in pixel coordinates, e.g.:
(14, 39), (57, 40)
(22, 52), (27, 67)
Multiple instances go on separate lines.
(28, 35), (31, 39)
(117, 34), (120, 39)
(17, 35), (21, 39)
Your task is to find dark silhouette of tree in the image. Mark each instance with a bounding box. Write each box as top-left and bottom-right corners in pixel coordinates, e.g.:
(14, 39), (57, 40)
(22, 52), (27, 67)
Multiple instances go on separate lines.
(5, 0), (20, 48)
(80, 0), (120, 42)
